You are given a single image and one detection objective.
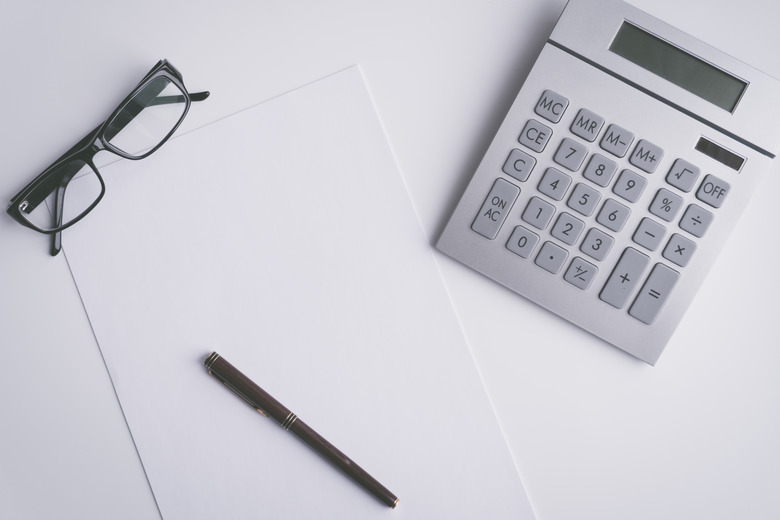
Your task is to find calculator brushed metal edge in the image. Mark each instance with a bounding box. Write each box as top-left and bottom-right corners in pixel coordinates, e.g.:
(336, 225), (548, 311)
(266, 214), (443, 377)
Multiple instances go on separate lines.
(436, 0), (779, 365)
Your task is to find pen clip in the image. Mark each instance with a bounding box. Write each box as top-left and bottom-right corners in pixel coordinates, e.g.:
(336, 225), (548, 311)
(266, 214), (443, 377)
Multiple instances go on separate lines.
(208, 369), (269, 417)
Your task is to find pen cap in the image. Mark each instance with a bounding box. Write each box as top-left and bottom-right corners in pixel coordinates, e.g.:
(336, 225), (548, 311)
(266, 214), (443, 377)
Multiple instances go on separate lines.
(204, 352), (292, 424)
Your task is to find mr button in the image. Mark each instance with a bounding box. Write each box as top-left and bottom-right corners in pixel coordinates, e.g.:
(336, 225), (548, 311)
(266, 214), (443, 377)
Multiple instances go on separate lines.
(696, 174), (730, 208)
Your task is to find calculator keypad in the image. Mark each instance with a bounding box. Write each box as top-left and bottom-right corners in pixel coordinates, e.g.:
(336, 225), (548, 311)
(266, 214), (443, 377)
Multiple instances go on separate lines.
(470, 89), (733, 329)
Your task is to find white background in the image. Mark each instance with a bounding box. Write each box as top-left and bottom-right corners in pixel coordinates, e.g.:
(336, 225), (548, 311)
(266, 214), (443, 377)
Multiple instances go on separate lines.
(1, 1), (778, 519)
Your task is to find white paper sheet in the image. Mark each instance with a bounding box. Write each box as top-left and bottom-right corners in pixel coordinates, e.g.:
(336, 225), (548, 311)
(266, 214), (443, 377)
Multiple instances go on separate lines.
(62, 67), (534, 519)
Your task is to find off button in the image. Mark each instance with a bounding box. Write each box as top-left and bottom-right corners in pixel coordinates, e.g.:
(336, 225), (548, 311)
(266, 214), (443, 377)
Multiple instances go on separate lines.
(696, 174), (730, 208)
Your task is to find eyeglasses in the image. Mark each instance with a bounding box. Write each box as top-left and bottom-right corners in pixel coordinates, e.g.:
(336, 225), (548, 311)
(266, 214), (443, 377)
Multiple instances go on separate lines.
(6, 60), (209, 256)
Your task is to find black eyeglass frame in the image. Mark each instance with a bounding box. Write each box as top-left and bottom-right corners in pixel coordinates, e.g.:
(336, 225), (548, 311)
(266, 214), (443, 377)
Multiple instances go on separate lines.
(6, 59), (209, 255)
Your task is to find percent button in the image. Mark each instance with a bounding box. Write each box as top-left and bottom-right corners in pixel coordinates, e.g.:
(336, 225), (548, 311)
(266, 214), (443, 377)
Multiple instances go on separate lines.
(649, 188), (683, 222)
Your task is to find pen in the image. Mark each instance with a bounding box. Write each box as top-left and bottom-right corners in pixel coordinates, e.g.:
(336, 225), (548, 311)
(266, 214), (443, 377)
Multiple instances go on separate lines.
(203, 352), (399, 509)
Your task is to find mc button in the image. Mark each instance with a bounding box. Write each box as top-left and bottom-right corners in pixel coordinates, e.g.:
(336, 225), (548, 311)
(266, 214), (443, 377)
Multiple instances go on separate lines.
(696, 174), (730, 208)
(534, 90), (569, 123)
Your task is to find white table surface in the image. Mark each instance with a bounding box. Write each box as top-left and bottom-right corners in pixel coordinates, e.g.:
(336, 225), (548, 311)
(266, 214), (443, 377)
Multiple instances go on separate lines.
(1, 1), (778, 519)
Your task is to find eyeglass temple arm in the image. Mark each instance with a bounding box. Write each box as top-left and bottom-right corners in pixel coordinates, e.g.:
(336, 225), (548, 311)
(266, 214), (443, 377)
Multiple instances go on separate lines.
(103, 90), (210, 143)
(50, 181), (67, 256)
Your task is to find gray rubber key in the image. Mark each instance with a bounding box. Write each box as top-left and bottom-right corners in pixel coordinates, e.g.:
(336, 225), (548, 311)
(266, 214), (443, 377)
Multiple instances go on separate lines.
(599, 247), (650, 308)
(472, 178), (520, 239)
(630, 264), (680, 324)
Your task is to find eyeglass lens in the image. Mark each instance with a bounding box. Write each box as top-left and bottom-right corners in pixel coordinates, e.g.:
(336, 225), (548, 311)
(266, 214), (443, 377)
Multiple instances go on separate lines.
(19, 160), (103, 232)
(105, 76), (188, 158)
(17, 75), (189, 232)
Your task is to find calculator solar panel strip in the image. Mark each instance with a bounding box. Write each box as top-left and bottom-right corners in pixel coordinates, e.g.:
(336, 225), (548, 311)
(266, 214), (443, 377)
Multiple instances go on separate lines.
(436, 0), (780, 364)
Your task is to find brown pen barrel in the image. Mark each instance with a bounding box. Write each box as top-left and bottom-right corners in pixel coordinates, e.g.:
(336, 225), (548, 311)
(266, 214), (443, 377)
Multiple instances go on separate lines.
(287, 417), (398, 508)
(203, 352), (398, 508)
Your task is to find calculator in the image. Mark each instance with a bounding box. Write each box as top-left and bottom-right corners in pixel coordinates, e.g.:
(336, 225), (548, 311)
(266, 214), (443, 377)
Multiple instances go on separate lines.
(436, 0), (780, 364)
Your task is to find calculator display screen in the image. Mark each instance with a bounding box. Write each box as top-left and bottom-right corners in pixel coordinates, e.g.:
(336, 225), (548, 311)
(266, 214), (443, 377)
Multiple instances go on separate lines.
(609, 22), (747, 112)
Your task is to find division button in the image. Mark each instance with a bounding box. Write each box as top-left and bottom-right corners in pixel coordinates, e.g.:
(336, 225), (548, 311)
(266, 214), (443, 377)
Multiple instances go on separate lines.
(679, 204), (713, 238)
(599, 247), (650, 309)
(472, 178), (520, 239)
(629, 263), (680, 324)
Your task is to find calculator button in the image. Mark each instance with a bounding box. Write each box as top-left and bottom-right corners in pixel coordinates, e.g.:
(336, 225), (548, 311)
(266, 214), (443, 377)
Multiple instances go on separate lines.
(597, 198), (631, 232)
(612, 169), (647, 203)
(629, 264), (680, 324)
(570, 109), (604, 142)
(600, 124), (634, 158)
(666, 159), (700, 192)
(629, 139), (664, 173)
(649, 188), (683, 222)
(519, 119), (553, 153)
(564, 257), (599, 290)
(632, 218), (666, 251)
(567, 183), (601, 216)
(506, 226), (540, 258)
(554, 138), (588, 171)
(535, 241), (569, 274)
(502, 149), (536, 182)
(696, 174), (730, 208)
(522, 196), (556, 229)
(663, 233), (696, 267)
(580, 228), (614, 261)
(582, 153), (617, 187)
(551, 212), (585, 245)
(472, 178), (520, 239)
(599, 247), (650, 309)
(679, 204), (713, 238)
(537, 167), (572, 201)
(534, 90), (568, 123)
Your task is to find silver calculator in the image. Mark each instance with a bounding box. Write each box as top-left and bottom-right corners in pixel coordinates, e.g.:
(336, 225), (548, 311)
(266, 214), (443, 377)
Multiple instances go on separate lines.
(436, 0), (780, 364)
